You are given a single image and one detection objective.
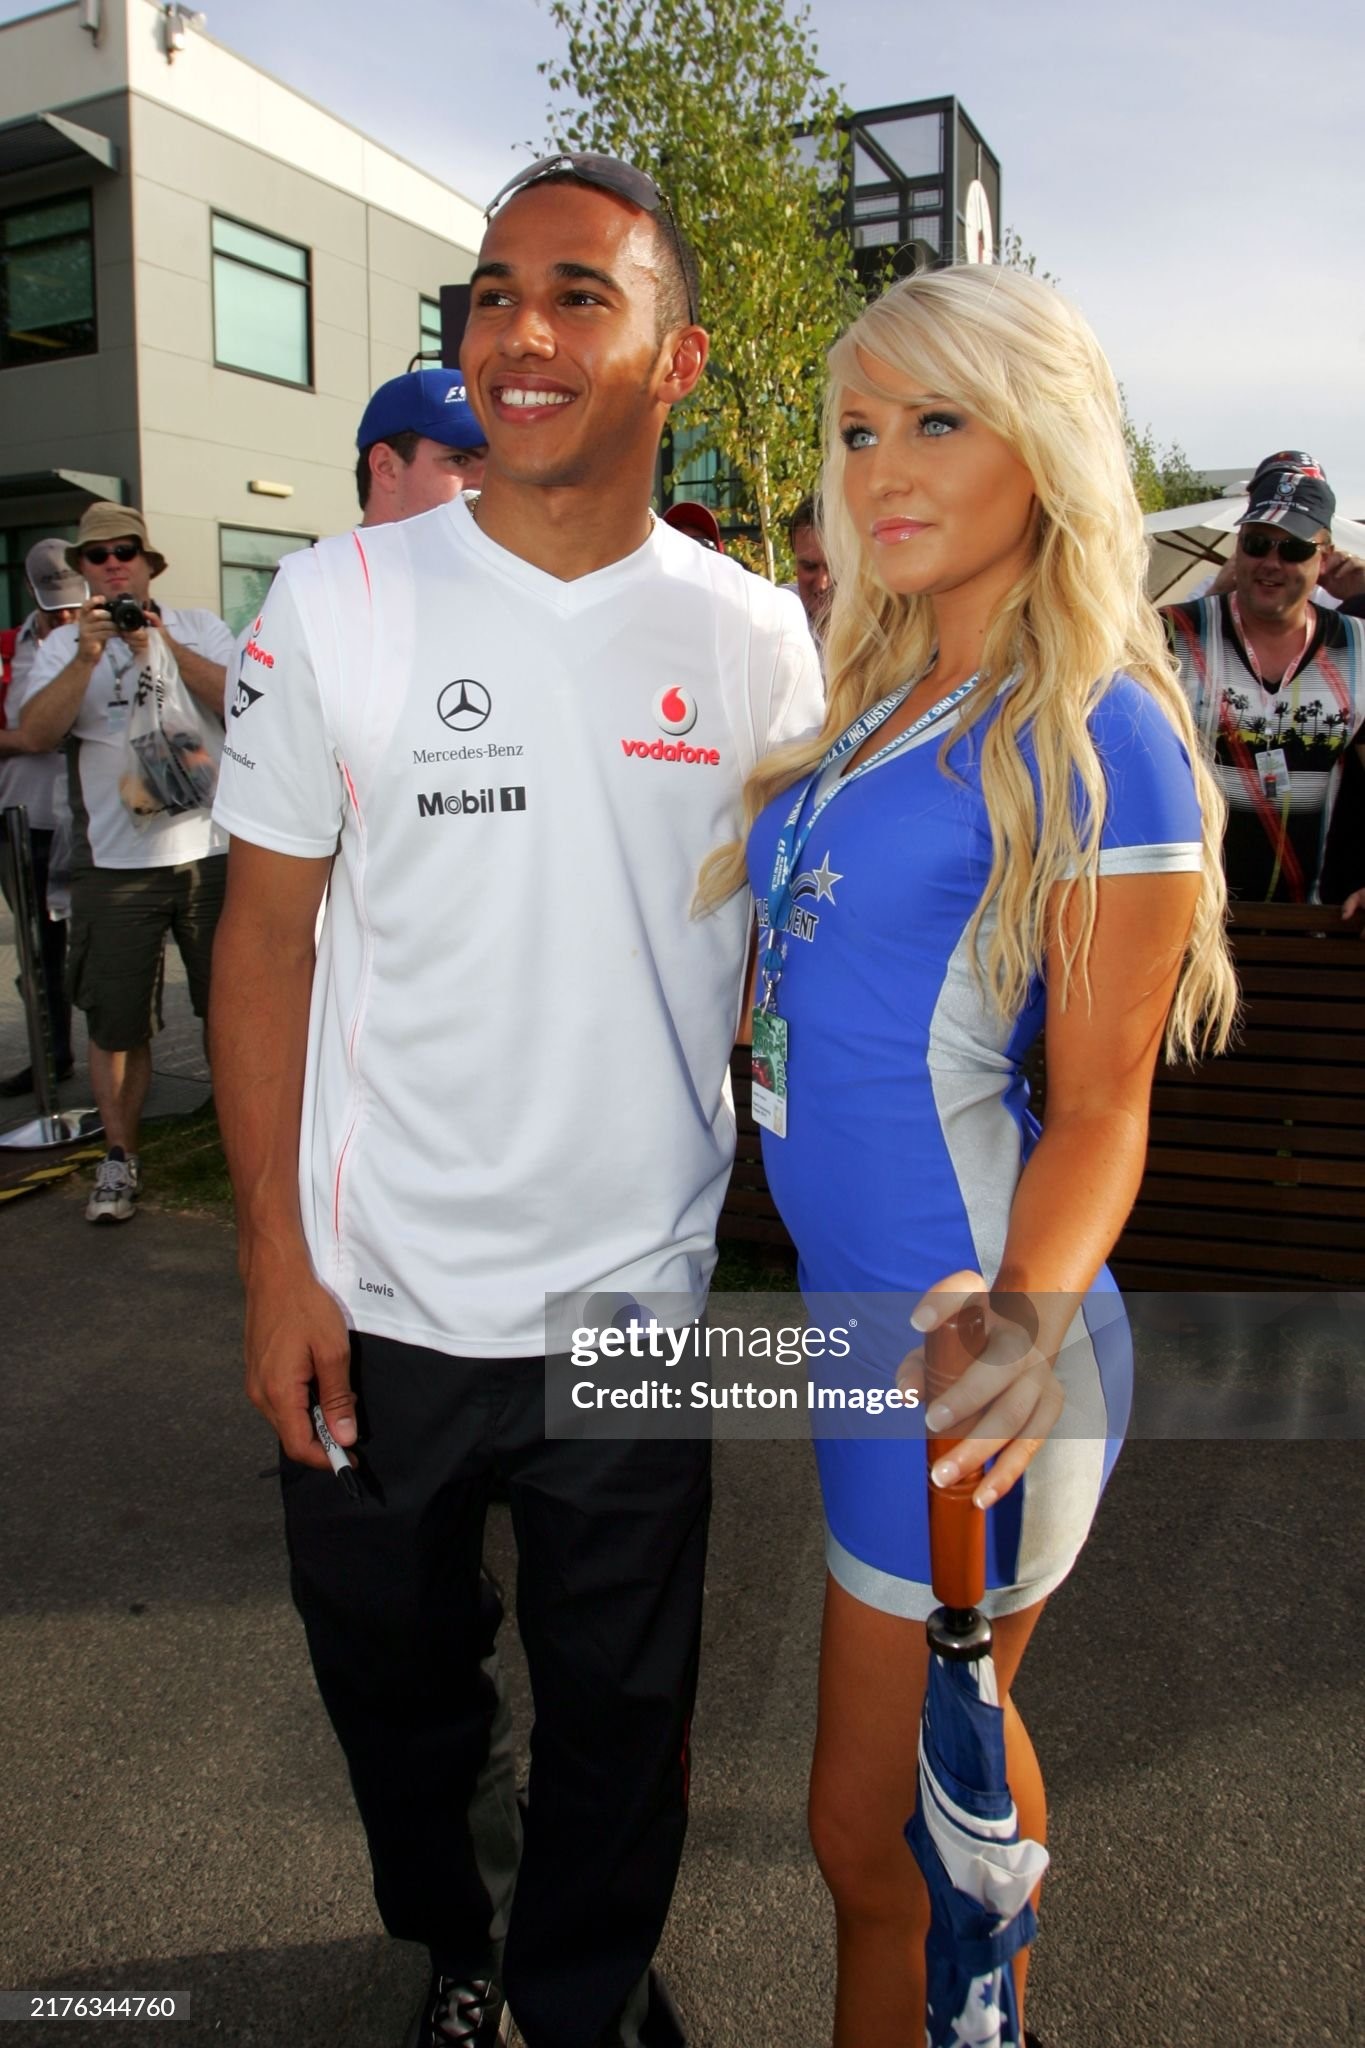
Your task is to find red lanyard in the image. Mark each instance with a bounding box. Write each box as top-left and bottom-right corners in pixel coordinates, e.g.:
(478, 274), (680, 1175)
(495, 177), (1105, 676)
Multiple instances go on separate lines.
(1229, 595), (1315, 695)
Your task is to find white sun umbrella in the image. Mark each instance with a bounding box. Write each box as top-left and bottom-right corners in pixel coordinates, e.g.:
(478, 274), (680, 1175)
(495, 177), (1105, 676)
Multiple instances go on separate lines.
(1145, 498), (1365, 606)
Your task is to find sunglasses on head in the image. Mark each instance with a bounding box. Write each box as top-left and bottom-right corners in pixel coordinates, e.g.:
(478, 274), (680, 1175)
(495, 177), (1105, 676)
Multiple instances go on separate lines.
(1239, 529), (1322, 565)
(80, 541), (142, 566)
(486, 151), (697, 327)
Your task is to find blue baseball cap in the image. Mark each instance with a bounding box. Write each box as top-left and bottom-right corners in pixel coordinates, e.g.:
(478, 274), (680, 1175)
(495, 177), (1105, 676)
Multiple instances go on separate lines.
(356, 370), (485, 452)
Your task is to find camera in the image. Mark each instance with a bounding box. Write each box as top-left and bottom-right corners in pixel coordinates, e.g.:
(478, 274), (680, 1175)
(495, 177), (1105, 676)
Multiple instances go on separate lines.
(102, 595), (148, 633)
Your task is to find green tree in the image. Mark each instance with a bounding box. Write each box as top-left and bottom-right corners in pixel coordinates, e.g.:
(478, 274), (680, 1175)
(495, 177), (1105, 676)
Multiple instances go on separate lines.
(1119, 389), (1210, 512)
(540, 0), (862, 579)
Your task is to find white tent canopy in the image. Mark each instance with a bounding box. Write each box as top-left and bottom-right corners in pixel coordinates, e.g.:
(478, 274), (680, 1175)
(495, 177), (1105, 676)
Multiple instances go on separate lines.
(1144, 497), (1365, 606)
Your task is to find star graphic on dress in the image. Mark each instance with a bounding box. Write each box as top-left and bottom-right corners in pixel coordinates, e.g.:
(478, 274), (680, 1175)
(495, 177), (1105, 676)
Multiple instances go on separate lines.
(809, 852), (842, 903)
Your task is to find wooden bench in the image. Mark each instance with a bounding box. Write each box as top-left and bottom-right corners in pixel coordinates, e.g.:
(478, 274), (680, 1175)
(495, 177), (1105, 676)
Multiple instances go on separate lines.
(719, 904), (1365, 1289)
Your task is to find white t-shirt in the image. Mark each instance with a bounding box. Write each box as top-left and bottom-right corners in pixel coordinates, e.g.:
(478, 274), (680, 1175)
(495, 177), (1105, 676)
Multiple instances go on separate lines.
(1, 614), (64, 829)
(28, 606), (235, 869)
(213, 498), (823, 1357)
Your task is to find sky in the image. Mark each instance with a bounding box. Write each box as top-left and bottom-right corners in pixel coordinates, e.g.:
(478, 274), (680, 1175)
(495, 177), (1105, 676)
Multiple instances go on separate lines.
(8, 0), (1365, 512)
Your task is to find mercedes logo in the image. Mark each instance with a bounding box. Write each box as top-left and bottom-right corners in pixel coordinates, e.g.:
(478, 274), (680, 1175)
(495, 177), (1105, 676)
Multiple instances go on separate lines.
(438, 678), (492, 732)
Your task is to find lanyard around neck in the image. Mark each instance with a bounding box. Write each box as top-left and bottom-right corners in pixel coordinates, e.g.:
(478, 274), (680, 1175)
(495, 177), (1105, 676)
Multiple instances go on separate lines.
(1229, 594), (1315, 695)
(758, 672), (978, 1012)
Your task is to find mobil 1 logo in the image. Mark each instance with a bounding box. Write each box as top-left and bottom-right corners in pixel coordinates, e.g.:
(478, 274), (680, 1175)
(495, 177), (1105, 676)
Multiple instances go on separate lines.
(417, 786), (527, 819)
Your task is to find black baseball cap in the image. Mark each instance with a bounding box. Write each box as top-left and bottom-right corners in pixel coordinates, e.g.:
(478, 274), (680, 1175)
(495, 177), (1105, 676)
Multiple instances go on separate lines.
(1239, 452), (1335, 544)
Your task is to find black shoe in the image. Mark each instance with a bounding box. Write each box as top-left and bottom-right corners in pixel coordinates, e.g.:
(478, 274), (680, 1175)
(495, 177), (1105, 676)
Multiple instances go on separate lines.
(0, 1059), (74, 1097)
(403, 1971), (508, 2048)
(639, 1971), (686, 2048)
(1024, 2032), (1048, 2048)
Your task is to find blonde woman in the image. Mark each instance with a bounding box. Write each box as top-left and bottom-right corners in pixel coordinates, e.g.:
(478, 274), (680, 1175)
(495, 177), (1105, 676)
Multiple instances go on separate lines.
(700, 266), (1236, 2045)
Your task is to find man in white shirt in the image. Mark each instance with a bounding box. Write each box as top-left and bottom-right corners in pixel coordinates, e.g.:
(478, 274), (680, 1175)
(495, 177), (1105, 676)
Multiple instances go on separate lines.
(18, 503), (233, 1221)
(210, 152), (821, 2048)
(0, 539), (85, 1093)
(358, 361), (524, 2026)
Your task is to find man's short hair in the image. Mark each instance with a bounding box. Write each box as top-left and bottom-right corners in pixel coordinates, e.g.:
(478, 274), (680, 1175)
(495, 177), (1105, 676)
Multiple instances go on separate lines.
(526, 171), (700, 337)
(654, 217), (700, 336)
(788, 497), (818, 546)
(356, 430), (422, 512)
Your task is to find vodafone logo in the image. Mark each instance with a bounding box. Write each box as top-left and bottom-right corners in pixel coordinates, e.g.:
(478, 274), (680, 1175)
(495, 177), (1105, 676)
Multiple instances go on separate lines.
(620, 738), (720, 767)
(653, 685), (697, 736)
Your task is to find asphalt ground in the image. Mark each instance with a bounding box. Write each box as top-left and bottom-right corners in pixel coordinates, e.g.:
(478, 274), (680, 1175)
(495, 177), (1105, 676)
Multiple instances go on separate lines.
(3, 906), (1362, 2045)
(2, 1176), (1361, 2048)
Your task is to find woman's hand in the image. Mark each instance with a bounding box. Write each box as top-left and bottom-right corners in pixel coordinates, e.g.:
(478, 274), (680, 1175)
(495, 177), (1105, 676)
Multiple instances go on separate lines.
(897, 1272), (1067, 1509)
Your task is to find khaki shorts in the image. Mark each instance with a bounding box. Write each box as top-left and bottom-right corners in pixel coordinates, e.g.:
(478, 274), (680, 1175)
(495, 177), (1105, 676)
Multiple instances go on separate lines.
(67, 855), (228, 1052)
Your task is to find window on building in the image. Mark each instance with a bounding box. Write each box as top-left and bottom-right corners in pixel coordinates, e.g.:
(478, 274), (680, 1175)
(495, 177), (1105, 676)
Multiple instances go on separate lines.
(419, 295), (442, 363)
(211, 216), (311, 387)
(1, 193), (96, 370)
(220, 527), (313, 635)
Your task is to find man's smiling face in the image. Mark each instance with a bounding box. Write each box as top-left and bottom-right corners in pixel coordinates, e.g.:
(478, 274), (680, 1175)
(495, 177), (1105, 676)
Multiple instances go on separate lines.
(1234, 521), (1328, 626)
(461, 180), (689, 493)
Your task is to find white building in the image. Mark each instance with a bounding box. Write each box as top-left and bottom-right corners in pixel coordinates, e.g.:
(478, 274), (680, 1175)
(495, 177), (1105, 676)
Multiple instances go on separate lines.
(0, 0), (482, 629)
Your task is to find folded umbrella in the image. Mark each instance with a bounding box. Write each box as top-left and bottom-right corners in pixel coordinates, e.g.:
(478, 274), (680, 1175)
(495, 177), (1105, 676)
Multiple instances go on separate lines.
(907, 1309), (1050, 2048)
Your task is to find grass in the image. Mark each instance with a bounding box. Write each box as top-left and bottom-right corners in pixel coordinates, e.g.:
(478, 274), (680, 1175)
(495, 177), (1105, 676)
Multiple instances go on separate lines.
(120, 1098), (235, 1217)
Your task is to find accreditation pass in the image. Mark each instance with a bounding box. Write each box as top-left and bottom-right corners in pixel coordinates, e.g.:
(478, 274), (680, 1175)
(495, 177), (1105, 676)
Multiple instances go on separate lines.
(750, 1010), (789, 1138)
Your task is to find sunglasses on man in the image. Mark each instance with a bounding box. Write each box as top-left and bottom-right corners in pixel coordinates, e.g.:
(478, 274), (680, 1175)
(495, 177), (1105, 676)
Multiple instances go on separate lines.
(486, 151), (697, 327)
(1239, 529), (1323, 565)
(80, 541), (143, 566)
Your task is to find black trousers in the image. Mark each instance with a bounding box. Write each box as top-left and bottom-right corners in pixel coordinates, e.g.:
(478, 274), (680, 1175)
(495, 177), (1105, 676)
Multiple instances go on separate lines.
(282, 1332), (711, 2048)
(1, 824), (71, 1068)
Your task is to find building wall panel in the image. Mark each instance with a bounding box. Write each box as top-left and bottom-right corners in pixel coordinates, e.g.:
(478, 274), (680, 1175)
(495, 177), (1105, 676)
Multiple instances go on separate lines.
(1, 0), (479, 587)
(135, 260), (212, 366)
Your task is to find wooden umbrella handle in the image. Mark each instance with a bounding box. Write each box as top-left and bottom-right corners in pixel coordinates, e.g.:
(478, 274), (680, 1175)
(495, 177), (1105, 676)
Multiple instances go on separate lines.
(926, 1304), (987, 1612)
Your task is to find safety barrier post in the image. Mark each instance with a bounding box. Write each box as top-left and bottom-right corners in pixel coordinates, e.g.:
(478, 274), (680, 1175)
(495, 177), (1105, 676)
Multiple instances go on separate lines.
(0, 804), (99, 1150)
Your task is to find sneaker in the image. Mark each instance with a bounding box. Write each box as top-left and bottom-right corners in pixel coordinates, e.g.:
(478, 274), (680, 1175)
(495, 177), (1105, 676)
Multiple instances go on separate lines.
(127, 1153), (143, 1200)
(85, 1152), (137, 1224)
(403, 1972), (509, 2048)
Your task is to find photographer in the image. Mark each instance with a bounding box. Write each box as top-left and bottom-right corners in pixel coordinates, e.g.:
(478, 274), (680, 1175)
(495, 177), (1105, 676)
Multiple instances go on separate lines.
(19, 503), (233, 1223)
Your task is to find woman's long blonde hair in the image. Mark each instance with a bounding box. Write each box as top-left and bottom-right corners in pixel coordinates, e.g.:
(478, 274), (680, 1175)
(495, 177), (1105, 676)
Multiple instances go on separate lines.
(698, 265), (1236, 1059)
